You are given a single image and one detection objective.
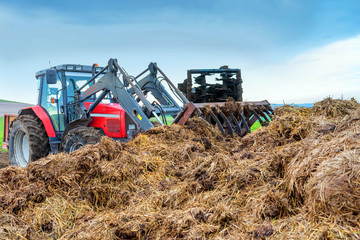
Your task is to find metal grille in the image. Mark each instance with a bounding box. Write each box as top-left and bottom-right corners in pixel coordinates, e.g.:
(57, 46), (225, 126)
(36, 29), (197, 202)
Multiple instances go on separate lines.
(107, 119), (120, 133)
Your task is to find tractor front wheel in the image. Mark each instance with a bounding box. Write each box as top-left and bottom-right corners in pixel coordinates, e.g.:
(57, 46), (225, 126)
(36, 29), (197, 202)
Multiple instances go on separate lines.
(62, 126), (102, 153)
(9, 115), (50, 167)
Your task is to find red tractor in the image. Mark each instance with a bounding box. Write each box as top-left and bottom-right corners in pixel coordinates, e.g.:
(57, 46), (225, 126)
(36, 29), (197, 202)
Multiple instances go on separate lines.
(3, 58), (272, 167)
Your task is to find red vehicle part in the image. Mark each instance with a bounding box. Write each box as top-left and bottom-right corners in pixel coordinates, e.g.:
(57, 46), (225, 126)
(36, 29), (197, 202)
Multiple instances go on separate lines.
(19, 106), (57, 137)
(11, 103), (127, 141)
(84, 102), (127, 138)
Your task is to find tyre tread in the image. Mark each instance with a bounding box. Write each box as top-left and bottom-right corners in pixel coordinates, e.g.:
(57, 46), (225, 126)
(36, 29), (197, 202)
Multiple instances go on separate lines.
(62, 126), (102, 153)
(9, 114), (50, 166)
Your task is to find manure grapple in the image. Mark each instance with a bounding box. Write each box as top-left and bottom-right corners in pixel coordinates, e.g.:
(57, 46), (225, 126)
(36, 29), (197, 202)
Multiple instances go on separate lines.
(174, 100), (272, 137)
(3, 58), (272, 167)
(176, 67), (272, 136)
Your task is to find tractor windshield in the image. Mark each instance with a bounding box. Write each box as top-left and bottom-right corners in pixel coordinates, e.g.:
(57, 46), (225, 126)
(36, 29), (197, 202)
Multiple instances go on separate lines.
(64, 72), (111, 103)
(65, 72), (95, 102)
(65, 72), (110, 102)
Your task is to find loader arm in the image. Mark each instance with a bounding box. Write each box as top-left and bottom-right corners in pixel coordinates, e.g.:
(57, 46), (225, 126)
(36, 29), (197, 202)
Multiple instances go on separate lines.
(128, 62), (189, 117)
(75, 59), (154, 132)
(71, 58), (188, 134)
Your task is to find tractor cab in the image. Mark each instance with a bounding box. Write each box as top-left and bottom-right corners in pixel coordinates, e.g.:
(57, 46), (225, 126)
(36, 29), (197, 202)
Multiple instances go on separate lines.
(35, 64), (119, 137)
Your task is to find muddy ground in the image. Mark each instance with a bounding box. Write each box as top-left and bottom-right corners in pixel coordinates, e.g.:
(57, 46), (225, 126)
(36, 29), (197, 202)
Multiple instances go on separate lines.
(0, 151), (9, 168)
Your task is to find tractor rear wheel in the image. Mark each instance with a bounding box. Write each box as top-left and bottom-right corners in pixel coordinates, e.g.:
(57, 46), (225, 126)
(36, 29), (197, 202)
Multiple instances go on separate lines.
(62, 126), (102, 153)
(9, 115), (50, 167)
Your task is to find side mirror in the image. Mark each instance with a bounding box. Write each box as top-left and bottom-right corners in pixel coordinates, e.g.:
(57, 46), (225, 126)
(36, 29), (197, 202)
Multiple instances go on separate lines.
(46, 69), (57, 84)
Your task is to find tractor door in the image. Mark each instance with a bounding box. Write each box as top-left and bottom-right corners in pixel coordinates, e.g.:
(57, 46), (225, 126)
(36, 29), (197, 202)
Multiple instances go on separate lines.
(40, 73), (66, 132)
(64, 72), (96, 122)
(64, 72), (113, 122)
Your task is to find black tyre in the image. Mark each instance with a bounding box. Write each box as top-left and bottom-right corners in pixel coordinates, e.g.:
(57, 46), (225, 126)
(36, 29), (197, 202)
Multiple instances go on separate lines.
(62, 126), (102, 153)
(9, 115), (50, 167)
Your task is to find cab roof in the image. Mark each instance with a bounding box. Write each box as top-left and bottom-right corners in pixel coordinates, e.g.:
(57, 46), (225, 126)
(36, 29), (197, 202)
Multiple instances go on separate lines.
(35, 64), (104, 78)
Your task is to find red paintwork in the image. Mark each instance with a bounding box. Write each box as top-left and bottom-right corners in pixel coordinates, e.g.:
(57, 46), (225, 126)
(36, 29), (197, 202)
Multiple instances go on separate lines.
(21, 106), (57, 137)
(18, 103), (126, 139)
(84, 102), (127, 138)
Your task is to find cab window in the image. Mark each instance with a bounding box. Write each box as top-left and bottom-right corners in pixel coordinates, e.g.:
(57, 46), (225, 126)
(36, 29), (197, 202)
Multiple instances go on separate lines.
(65, 72), (110, 103)
(41, 73), (65, 131)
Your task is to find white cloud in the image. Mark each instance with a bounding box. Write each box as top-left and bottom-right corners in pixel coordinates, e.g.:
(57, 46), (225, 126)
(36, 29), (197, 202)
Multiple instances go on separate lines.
(244, 35), (360, 103)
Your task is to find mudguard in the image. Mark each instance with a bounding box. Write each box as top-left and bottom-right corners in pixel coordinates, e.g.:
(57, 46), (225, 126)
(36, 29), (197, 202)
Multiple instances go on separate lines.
(19, 105), (56, 138)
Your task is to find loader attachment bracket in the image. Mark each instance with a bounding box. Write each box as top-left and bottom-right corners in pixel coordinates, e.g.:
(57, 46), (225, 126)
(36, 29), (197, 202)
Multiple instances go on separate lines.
(173, 102), (202, 125)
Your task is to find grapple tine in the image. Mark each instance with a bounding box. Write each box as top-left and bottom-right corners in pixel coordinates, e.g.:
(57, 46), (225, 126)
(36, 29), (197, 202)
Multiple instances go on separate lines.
(248, 111), (259, 127)
(259, 105), (270, 119)
(250, 110), (265, 127)
(264, 104), (274, 115)
(239, 111), (251, 136)
(229, 113), (242, 136)
(255, 108), (270, 126)
(208, 110), (226, 136)
(259, 104), (272, 122)
(215, 107), (234, 137)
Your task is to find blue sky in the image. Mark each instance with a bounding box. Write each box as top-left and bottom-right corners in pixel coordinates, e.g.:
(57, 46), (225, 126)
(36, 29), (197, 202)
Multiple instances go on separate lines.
(0, 0), (359, 104)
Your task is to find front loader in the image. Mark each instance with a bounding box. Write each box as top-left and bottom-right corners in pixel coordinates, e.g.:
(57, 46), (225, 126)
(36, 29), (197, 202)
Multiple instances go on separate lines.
(177, 66), (273, 136)
(3, 58), (272, 167)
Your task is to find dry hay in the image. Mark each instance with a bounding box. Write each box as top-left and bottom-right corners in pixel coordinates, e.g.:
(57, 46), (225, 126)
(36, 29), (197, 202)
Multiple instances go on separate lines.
(312, 97), (359, 118)
(0, 97), (359, 239)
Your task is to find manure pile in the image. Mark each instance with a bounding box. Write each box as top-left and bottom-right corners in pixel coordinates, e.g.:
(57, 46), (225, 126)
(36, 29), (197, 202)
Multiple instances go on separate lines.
(0, 97), (360, 239)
